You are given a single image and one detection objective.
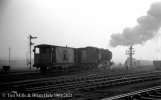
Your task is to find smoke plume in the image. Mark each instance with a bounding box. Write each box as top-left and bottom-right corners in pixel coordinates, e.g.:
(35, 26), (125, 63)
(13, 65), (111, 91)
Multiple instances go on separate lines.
(109, 2), (161, 47)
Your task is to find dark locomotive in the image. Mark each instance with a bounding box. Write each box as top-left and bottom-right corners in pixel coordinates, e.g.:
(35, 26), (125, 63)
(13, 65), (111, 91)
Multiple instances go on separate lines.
(33, 44), (112, 73)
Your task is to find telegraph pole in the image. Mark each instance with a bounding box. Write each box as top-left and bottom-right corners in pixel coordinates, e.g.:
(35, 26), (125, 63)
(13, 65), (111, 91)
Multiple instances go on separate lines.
(9, 47), (11, 66)
(125, 45), (135, 68)
(28, 35), (37, 70)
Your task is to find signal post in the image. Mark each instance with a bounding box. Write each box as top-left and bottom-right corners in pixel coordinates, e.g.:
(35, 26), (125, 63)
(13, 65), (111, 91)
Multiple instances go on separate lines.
(28, 35), (37, 70)
(125, 45), (135, 68)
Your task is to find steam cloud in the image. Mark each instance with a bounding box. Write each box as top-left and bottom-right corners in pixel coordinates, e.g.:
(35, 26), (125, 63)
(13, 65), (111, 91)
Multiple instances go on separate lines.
(109, 2), (161, 47)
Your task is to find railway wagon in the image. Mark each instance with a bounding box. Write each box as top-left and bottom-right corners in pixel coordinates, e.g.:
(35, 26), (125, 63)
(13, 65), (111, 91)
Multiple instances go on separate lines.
(33, 44), (77, 72)
(77, 47), (99, 69)
(33, 44), (113, 72)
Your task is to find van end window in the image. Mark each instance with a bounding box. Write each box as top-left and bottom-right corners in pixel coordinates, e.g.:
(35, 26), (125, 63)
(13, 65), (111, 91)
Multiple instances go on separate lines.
(35, 48), (40, 54)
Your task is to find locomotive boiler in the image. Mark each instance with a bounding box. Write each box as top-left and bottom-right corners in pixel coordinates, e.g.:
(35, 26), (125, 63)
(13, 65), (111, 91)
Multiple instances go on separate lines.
(33, 44), (112, 73)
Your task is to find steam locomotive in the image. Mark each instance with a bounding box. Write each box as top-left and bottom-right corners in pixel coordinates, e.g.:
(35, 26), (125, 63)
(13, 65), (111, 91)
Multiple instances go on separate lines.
(33, 44), (112, 73)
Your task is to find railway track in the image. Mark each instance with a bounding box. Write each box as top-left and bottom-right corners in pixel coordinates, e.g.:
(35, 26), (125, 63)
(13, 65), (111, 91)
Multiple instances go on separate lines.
(103, 85), (161, 100)
(61, 71), (161, 100)
(1, 70), (161, 100)
(0, 68), (127, 83)
(0, 69), (143, 92)
(26, 71), (160, 93)
(0, 69), (102, 83)
(0, 71), (40, 83)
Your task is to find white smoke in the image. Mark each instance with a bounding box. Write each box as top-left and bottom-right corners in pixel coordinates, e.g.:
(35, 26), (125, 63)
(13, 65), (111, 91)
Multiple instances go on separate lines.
(109, 2), (161, 47)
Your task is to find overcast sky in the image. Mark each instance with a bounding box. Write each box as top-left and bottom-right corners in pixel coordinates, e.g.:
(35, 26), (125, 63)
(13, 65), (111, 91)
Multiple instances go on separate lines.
(0, 0), (161, 63)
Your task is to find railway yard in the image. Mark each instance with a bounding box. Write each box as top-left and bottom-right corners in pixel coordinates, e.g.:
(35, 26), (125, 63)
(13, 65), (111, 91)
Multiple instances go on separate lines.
(1, 1), (161, 100)
(1, 45), (160, 100)
(1, 67), (161, 100)
(0, 43), (161, 100)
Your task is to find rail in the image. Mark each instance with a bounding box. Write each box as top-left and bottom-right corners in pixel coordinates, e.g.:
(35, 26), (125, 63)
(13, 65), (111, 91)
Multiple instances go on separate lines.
(102, 85), (161, 100)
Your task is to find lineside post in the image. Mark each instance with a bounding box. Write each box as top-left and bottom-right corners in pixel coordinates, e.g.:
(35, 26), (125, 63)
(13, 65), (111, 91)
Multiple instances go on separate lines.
(125, 45), (135, 68)
(28, 35), (37, 70)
